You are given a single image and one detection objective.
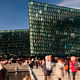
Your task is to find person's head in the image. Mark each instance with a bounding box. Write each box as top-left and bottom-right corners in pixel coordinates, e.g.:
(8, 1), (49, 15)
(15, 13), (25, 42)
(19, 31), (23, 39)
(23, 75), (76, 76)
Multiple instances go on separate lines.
(70, 56), (76, 61)
(45, 55), (52, 61)
(57, 58), (64, 63)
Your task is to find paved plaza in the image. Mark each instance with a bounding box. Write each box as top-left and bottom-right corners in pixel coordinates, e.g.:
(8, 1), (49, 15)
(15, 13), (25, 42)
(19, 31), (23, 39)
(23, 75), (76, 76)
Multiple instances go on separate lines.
(3, 63), (80, 80)
(4, 63), (28, 72)
(32, 67), (80, 80)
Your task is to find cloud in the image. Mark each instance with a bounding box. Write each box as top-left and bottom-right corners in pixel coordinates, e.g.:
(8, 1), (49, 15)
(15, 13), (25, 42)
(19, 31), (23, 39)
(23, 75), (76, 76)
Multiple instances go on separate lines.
(58, 0), (80, 9)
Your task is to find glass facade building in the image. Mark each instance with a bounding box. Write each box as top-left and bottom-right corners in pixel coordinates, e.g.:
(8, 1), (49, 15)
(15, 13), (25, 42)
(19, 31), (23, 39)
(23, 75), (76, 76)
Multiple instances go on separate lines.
(28, 1), (80, 56)
(0, 29), (30, 56)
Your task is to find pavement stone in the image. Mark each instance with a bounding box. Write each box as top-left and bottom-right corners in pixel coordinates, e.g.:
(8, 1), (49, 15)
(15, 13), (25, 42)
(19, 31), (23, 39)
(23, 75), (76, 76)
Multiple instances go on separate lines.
(33, 67), (80, 80)
(4, 63), (29, 72)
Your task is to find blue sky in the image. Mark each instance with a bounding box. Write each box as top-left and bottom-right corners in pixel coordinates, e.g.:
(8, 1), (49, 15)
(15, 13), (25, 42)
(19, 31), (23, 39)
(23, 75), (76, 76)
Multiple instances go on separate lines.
(0, 0), (80, 30)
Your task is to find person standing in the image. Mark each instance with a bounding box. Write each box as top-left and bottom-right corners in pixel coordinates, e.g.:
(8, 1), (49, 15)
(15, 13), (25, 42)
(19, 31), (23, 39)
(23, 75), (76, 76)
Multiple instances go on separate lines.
(64, 58), (70, 80)
(55, 58), (64, 80)
(0, 63), (8, 80)
(42, 55), (52, 80)
(70, 56), (78, 80)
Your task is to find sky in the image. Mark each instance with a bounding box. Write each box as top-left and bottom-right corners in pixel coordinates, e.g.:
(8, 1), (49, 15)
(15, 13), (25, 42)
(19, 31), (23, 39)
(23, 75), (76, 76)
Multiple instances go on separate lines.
(0, 0), (80, 30)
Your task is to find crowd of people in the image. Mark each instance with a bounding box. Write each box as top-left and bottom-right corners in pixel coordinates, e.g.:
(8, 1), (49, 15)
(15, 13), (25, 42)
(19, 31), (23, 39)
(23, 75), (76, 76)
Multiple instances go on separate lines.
(23, 55), (80, 80)
(0, 57), (42, 80)
(0, 56), (80, 80)
(41, 56), (80, 80)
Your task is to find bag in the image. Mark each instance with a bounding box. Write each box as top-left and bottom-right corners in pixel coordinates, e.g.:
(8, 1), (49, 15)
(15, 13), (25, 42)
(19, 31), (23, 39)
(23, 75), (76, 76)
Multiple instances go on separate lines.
(64, 65), (68, 70)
